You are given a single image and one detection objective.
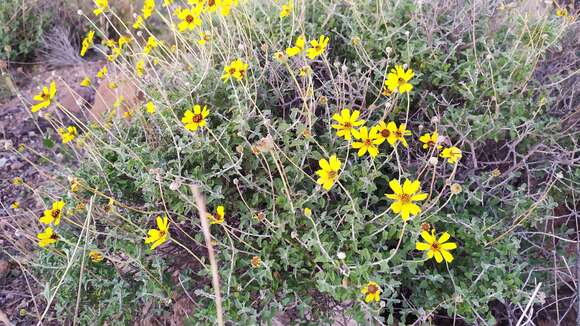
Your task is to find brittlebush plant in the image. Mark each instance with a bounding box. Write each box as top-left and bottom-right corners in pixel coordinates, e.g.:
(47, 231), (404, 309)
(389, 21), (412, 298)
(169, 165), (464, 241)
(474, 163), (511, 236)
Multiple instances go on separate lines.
(16, 0), (578, 325)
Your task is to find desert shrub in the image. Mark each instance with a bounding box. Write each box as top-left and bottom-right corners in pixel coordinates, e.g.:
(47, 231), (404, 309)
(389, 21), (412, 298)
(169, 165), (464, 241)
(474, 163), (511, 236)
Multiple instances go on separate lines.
(13, 0), (578, 325)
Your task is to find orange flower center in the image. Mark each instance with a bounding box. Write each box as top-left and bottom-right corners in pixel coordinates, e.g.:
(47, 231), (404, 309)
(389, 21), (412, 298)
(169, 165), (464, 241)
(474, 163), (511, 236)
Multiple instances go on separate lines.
(399, 194), (411, 203)
(50, 233), (58, 240)
(327, 170), (337, 178)
(380, 129), (390, 137)
(228, 67), (236, 75)
(185, 15), (194, 23)
(191, 114), (203, 123)
(367, 284), (378, 294)
(51, 209), (61, 218)
(398, 77), (405, 84)
(364, 139), (372, 146)
(342, 122), (352, 129)
(159, 230), (167, 238)
(41, 91), (49, 100)
(431, 242), (440, 250)
(394, 130), (403, 138)
(207, 0), (215, 5)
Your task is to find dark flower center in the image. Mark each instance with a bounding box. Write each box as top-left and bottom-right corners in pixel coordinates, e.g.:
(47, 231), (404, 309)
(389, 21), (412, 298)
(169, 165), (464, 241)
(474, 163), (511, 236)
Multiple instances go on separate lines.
(50, 233), (59, 240)
(399, 194), (411, 203)
(192, 114), (203, 123)
(186, 15), (194, 23)
(431, 242), (440, 250)
(394, 131), (403, 138)
(342, 122), (352, 129)
(398, 77), (405, 84)
(367, 284), (378, 294)
(364, 139), (372, 146)
(207, 0), (215, 6)
(327, 171), (337, 178)
(381, 129), (390, 137)
(51, 209), (61, 218)
(228, 67), (236, 75)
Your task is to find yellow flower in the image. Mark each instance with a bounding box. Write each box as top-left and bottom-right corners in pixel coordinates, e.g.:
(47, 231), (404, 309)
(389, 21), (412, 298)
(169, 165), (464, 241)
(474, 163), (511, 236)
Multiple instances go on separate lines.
(37, 227), (58, 248)
(280, 1), (293, 18)
(80, 30), (95, 57)
(384, 65), (414, 94)
(352, 126), (383, 158)
(118, 35), (132, 48)
(145, 215), (170, 250)
(89, 250), (104, 262)
(298, 65), (312, 77)
(133, 15), (145, 29)
(286, 35), (305, 57)
(208, 205), (225, 224)
(251, 256), (261, 268)
(40, 200), (65, 225)
(144, 36), (159, 54)
(221, 58), (248, 81)
(96, 66), (108, 79)
(385, 179), (427, 221)
(70, 178), (80, 192)
(556, 8), (567, 17)
(182, 105), (209, 131)
(303, 207), (312, 217)
(416, 229), (457, 263)
(11, 201), (20, 209)
(143, 0), (155, 18)
(93, 0), (109, 16)
(163, 0), (174, 6)
(108, 81), (118, 89)
(31, 81), (57, 112)
(331, 108), (365, 140)
(385, 121), (411, 148)
(113, 96), (124, 108)
(361, 282), (381, 303)
(145, 101), (156, 113)
(272, 51), (287, 62)
(12, 177), (23, 185)
(315, 154), (341, 190)
(306, 35), (329, 60)
(176, 7), (202, 32)
(198, 31), (211, 45)
(136, 59), (145, 77)
(418, 132), (442, 150)
(80, 77), (91, 87)
(440, 146), (462, 164)
(58, 126), (77, 144)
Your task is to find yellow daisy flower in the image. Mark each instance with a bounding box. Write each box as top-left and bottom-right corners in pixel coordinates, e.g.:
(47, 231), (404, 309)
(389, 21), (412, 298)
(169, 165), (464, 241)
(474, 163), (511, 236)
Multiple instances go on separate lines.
(40, 200), (65, 225)
(306, 35), (329, 59)
(315, 154), (341, 190)
(208, 205), (225, 224)
(176, 7), (202, 32)
(440, 146), (462, 164)
(37, 227), (58, 248)
(331, 108), (365, 140)
(251, 256), (261, 268)
(144, 36), (159, 54)
(221, 58), (248, 82)
(136, 59), (145, 77)
(361, 281), (381, 303)
(58, 126), (78, 144)
(385, 179), (427, 221)
(96, 66), (108, 79)
(31, 81), (57, 112)
(93, 0), (109, 16)
(385, 65), (414, 94)
(80, 31), (95, 57)
(556, 8), (568, 17)
(145, 101), (156, 113)
(198, 31), (211, 45)
(133, 15), (145, 29)
(416, 229), (457, 263)
(419, 132), (442, 150)
(145, 215), (170, 250)
(182, 105), (209, 131)
(352, 126), (383, 158)
(11, 201), (20, 209)
(286, 35), (305, 57)
(385, 121), (411, 148)
(80, 77), (91, 87)
(143, 0), (155, 18)
(280, 1), (293, 18)
(89, 250), (105, 262)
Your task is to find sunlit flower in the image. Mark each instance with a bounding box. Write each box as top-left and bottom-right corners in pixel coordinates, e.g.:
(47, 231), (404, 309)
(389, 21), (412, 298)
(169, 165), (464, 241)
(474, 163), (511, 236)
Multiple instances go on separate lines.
(133, 15), (145, 29)
(280, 1), (292, 18)
(306, 35), (329, 59)
(416, 229), (457, 263)
(12, 177), (23, 185)
(385, 121), (411, 148)
(182, 105), (209, 131)
(303, 207), (312, 217)
(286, 35), (305, 57)
(37, 227), (58, 248)
(384, 65), (414, 94)
(145, 215), (170, 250)
(208, 205), (225, 224)
(80, 77), (91, 87)
(556, 8), (568, 17)
(221, 58), (248, 81)
(145, 101), (156, 113)
(89, 250), (104, 262)
(331, 108), (365, 140)
(176, 7), (202, 32)
(31, 81), (57, 112)
(11, 201), (20, 209)
(58, 126), (77, 144)
(385, 179), (427, 221)
(251, 256), (261, 268)
(144, 36), (159, 54)
(96, 66), (108, 79)
(419, 132), (442, 150)
(40, 200), (65, 225)
(440, 146), (462, 164)
(93, 0), (109, 16)
(198, 31), (211, 45)
(361, 281), (381, 303)
(352, 126), (383, 158)
(298, 65), (312, 77)
(315, 154), (341, 190)
(136, 59), (145, 77)
(80, 30), (95, 57)
(143, 0), (155, 18)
